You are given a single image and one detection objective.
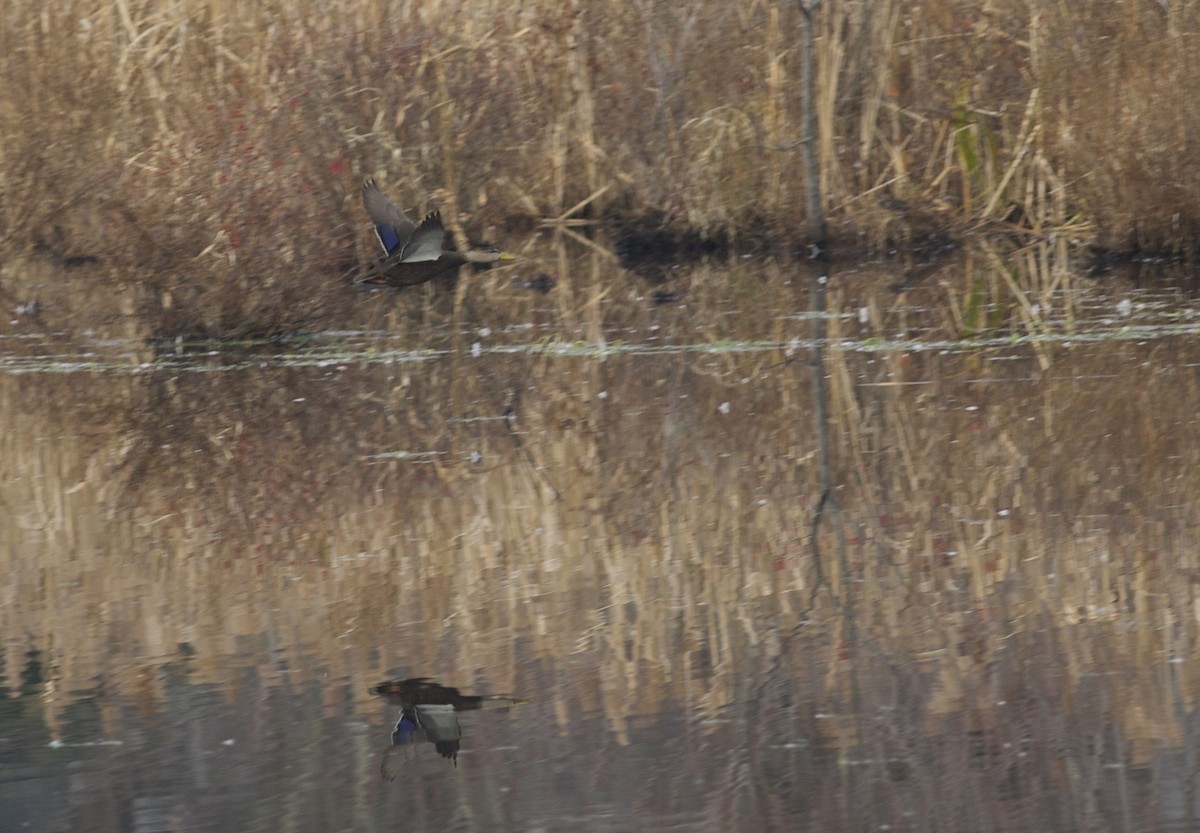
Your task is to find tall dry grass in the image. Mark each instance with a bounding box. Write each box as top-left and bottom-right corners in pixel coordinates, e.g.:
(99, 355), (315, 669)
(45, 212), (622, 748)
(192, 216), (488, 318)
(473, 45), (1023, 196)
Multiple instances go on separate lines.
(1, 0), (1198, 337)
(1040, 1), (1200, 253)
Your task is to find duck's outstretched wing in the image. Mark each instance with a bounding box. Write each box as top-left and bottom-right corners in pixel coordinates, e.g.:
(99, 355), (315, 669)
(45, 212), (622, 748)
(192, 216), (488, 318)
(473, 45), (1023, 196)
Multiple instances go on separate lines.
(396, 211), (446, 263)
(362, 178), (418, 256)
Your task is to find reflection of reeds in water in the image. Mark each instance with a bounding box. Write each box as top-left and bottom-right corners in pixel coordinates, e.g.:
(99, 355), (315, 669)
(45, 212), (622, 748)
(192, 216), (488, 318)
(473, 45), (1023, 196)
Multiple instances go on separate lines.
(5, 244), (1200, 820)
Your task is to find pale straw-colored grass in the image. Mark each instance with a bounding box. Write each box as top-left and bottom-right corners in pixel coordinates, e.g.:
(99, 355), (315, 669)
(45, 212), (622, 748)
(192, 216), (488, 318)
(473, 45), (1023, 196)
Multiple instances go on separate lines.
(3, 0), (1200, 338)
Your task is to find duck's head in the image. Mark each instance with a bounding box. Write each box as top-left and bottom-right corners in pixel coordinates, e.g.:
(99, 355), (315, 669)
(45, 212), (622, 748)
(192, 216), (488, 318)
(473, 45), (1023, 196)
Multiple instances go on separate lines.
(463, 245), (517, 265)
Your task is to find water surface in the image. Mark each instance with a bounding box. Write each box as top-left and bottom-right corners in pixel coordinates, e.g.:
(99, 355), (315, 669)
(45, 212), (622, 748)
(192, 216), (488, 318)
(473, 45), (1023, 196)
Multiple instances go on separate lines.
(3, 240), (1199, 832)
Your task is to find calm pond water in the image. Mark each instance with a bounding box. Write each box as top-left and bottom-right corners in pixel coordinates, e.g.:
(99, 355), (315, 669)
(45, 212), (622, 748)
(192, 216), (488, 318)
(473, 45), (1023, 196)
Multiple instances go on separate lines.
(4, 238), (1200, 832)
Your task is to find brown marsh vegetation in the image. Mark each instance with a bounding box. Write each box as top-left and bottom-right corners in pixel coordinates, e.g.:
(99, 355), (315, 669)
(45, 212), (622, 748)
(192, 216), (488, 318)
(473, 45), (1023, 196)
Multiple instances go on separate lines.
(2, 1), (1200, 338)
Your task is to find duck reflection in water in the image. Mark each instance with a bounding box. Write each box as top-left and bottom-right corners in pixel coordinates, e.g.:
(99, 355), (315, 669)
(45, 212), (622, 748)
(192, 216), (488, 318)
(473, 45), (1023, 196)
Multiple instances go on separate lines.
(371, 677), (525, 776)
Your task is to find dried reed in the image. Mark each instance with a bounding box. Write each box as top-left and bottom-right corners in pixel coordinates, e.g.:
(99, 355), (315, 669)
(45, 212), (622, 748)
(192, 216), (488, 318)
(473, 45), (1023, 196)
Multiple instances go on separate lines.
(3, 0), (1200, 337)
